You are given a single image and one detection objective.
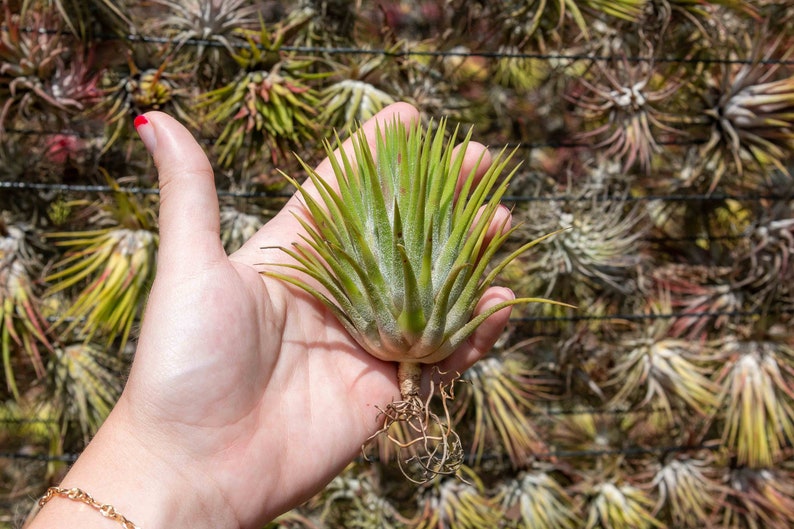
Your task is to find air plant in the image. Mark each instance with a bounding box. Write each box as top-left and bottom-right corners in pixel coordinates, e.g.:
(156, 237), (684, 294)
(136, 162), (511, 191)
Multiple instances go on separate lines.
(649, 456), (724, 529)
(496, 0), (645, 44)
(582, 481), (665, 529)
(319, 466), (410, 529)
(497, 469), (582, 529)
(99, 59), (193, 153)
(569, 55), (684, 173)
(492, 45), (551, 92)
(732, 210), (794, 311)
(46, 341), (124, 442)
(265, 118), (564, 482)
(453, 349), (557, 467)
(0, 7), (100, 130)
(219, 206), (263, 255)
(0, 221), (50, 400)
(282, 0), (358, 48)
(318, 54), (396, 133)
(508, 185), (646, 308)
(606, 331), (721, 419)
(696, 34), (794, 191)
(21, 0), (134, 39)
(44, 180), (158, 350)
(721, 466), (794, 529)
(151, 0), (260, 80)
(412, 467), (501, 529)
(199, 21), (324, 167)
(649, 264), (743, 340)
(715, 338), (794, 468)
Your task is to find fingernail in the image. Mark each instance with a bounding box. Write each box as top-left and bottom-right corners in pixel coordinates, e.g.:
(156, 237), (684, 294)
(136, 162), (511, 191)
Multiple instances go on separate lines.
(134, 115), (157, 153)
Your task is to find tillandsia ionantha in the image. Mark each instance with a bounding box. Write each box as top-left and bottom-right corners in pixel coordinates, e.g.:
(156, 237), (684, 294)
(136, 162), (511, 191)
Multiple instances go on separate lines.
(265, 118), (566, 482)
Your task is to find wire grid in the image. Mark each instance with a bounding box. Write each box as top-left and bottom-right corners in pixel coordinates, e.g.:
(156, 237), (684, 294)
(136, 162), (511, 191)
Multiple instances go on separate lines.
(1, 12), (793, 507)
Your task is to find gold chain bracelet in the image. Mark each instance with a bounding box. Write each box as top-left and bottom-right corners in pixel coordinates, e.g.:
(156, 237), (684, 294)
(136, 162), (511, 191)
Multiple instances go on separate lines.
(38, 487), (141, 529)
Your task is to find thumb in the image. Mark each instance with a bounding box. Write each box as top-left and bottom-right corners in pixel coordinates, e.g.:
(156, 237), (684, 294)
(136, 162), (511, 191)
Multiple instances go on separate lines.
(135, 112), (225, 272)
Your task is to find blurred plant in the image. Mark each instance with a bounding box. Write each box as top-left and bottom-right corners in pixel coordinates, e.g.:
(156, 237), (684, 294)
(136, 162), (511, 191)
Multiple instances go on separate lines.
(453, 348), (557, 467)
(582, 481), (664, 529)
(99, 58), (193, 153)
(508, 186), (646, 307)
(715, 338), (794, 468)
(648, 455), (724, 529)
(151, 0), (259, 80)
(0, 6), (101, 130)
(318, 54), (396, 132)
(219, 205), (263, 254)
(44, 179), (158, 350)
(412, 467), (501, 529)
(20, 0), (134, 39)
(283, 0), (358, 48)
(46, 341), (124, 442)
(492, 45), (551, 92)
(607, 329), (721, 419)
(569, 55), (684, 173)
(721, 466), (794, 529)
(497, 468), (582, 529)
(1, 220), (50, 400)
(319, 466), (410, 529)
(497, 0), (644, 42)
(732, 213), (794, 311)
(200, 21), (324, 168)
(650, 264), (743, 340)
(696, 33), (794, 191)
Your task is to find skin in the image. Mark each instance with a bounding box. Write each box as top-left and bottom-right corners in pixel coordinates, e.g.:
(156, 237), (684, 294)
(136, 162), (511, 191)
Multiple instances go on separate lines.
(27, 103), (515, 529)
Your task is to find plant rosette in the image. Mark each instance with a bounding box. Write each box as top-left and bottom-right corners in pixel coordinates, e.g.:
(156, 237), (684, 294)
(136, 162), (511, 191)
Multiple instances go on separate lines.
(265, 118), (565, 482)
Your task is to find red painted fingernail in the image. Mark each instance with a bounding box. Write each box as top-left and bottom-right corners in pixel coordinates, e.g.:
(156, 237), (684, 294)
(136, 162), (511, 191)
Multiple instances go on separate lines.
(134, 115), (156, 153)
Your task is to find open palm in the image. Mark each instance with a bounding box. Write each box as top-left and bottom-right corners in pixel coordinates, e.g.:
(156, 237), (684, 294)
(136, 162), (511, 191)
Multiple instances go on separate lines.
(97, 103), (514, 528)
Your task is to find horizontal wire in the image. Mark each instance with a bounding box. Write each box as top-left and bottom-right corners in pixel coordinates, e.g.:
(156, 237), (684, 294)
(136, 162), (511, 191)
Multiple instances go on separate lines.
(2, 180), (791, 204)
(2, 128), (712, 151)
(513, 307), (794, 324)
(7, 25), (794, 67)
(0, 441), (719, 465)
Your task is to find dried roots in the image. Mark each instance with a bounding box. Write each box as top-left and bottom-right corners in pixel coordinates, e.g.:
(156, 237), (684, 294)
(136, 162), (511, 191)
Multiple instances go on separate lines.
(365, 362), (464, 484)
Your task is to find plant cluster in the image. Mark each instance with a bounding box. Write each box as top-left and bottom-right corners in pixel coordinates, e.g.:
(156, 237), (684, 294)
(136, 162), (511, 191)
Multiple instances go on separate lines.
(3, 0), (794, 528)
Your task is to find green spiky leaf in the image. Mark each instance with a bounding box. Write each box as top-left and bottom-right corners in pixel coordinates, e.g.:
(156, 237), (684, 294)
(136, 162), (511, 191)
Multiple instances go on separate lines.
(266, 118), (568, 365)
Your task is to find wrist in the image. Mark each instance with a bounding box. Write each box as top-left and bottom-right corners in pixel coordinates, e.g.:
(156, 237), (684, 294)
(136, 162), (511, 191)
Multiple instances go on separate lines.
(28, 398), (239, 529)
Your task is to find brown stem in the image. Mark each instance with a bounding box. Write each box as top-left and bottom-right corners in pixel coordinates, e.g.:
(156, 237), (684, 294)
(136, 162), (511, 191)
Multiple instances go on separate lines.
(397, 361), (422, 400)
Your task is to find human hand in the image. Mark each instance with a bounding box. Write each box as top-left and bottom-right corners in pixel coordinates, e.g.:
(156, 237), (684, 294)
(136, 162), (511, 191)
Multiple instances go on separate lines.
(29, 103), (515, 529)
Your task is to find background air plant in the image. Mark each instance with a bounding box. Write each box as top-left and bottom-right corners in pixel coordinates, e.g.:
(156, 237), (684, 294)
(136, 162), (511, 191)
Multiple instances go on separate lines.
(721, 466), (794, 529)
(318, 54), (396, 132)
(606, 329), (721, 419)
(412, 468), (500, 529)
(497, 468), (582, 529)
(453, 349), (557, 467)
(508, 185), (646, 310)
(569, 55), (685, 173)
(200, 21), (323, 168)
(0, 220), (50, 400)
(44, 183), (158, 350)
(582, 480), (665, 529)
(715, 337), (794, 468)
(151, 0), (260, 83)
(267, 118), (564, 482)
(21, 0), (134, 39)
(648, 455), (724, 529)
(0, 6), (99, 130)
(318, 466), (410, 529)
(696, 34), (794, 190)
(45, 341), (124, 443)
